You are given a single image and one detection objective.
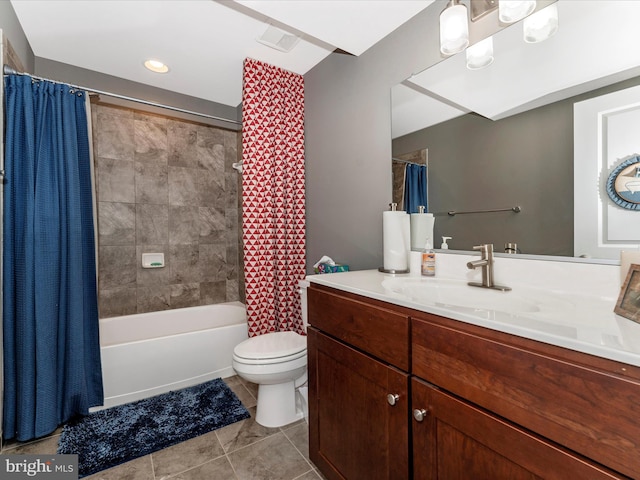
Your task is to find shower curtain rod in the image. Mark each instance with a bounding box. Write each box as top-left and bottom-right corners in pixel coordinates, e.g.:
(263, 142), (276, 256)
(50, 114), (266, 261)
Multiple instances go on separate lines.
(2, 65), (241, 126)
(392, 157), (425, 166)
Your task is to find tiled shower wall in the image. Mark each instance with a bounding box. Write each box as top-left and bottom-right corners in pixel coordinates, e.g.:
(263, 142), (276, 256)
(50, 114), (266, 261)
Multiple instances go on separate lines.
(92, 102), (242, 318)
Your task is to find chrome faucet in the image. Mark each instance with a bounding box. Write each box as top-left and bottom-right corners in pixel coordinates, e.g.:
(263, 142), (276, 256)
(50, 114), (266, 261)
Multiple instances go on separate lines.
(466, 244), (511, 291)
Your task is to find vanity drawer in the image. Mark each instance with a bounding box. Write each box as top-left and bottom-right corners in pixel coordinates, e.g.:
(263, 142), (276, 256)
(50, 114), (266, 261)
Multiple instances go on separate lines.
(412, 313), (640, 479)
(308, 285), (410, 371)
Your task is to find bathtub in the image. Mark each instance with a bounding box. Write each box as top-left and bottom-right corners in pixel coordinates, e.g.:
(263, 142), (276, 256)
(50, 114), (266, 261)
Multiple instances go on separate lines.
(95, 301), (248, 410)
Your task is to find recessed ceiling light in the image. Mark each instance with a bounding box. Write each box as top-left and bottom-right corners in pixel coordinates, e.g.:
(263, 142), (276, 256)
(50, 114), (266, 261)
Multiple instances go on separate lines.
(144, 59), (169, 73)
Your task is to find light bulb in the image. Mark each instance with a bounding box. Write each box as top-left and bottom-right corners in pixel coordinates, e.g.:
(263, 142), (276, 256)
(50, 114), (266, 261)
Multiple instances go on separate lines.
(440, 1), (469, 56)
(144, 59), (170, 74)
(523, 3), (558, 43)
(466, 37), (494, 70)
(498, 0), (536, 24)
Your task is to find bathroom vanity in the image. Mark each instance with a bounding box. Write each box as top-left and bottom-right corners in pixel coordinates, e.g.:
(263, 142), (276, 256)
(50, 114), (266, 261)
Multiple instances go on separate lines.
(307, 259), (640, 480)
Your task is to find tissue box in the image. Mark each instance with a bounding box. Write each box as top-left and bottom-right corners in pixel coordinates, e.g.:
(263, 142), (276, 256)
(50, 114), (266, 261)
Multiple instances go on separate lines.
(314, 263), (349, 274)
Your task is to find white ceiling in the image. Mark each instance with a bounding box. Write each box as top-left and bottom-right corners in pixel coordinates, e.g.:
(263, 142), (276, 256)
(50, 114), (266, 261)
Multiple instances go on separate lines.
(14, 0), (632, 137)
(9, 0), (434, 108)
(392, 0), (640, 138)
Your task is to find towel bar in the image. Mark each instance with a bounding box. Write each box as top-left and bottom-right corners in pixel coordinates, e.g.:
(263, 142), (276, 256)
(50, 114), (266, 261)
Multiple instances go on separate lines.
(448, 206), (521, 216)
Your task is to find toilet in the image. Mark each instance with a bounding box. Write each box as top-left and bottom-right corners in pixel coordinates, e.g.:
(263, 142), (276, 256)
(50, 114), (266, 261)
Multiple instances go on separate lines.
(232, 280), (310, 428)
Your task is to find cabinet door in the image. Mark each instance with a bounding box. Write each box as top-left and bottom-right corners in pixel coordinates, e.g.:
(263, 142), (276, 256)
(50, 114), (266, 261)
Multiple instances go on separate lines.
(412, 378), (626, 480)
(308, 327), (409, 480)
(412, 314), (640, 478)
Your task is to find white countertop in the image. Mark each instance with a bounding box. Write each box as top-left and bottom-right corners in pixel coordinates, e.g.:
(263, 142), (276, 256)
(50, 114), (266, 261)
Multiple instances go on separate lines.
(306, 254), (640, 368)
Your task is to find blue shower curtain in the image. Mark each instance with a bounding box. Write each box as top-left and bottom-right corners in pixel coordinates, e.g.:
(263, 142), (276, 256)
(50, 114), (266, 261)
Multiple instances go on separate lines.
(403, 163), (428, 213)
(3, 75), (103, 441)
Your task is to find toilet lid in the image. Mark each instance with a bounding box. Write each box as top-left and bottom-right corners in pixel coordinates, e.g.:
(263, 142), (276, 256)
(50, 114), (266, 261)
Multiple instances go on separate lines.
(234, 331), (306, 360)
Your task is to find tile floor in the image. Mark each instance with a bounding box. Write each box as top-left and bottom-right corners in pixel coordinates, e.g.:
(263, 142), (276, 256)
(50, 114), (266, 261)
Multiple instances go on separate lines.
(0, 376), (327, 480)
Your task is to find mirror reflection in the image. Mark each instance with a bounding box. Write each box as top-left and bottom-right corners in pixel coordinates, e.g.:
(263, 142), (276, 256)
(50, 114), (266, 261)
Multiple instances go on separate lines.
(391, 0), (640, 259)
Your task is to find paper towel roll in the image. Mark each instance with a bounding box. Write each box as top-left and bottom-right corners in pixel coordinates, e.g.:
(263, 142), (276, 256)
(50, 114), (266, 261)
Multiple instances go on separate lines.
(409, 251), (422, 277)
(410, 213), (435, 250)
(383, 210), (409, 271)
(403, 213), (411, 262)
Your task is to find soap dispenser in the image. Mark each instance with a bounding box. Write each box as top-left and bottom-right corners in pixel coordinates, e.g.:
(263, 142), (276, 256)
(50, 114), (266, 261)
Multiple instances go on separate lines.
(421, 240), (436, 277)
(441, 236), (452, 249)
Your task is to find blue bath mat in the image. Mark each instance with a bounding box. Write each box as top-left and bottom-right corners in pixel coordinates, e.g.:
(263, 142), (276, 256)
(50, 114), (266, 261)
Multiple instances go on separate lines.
(57, 378), (250, 477)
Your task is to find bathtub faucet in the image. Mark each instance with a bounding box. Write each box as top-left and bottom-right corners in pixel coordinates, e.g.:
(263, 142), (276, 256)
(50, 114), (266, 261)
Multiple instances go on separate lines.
(466, 244), (511, 291)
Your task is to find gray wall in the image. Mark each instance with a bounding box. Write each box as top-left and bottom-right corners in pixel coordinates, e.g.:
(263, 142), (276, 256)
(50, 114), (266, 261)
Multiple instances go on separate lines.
(304, 4), (447, 272)
(0, 1), (34, 73)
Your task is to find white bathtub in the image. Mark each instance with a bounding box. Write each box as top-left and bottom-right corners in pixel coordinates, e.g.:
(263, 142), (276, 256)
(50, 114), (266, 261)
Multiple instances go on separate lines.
(95, 301), (248, 409)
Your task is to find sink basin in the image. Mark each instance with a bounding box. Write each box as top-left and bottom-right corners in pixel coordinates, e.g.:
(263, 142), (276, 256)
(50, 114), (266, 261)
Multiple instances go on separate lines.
(381, 277), (575, 315)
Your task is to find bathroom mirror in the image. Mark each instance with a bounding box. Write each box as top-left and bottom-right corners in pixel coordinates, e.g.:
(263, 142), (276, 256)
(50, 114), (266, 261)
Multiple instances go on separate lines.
(391, 0), (640, 260)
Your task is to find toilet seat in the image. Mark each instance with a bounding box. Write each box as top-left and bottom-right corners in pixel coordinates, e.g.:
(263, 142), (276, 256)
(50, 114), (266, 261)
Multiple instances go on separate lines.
(233, 331), (307, 365)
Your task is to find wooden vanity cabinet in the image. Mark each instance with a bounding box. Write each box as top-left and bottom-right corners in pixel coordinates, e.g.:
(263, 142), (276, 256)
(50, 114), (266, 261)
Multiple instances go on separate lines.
(307, 285), (410, 480)
(308, 283), (640, 479)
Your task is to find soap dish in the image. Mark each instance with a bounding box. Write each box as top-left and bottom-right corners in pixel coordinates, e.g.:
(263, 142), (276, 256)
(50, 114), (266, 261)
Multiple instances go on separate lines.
(142, 253), (165, 269)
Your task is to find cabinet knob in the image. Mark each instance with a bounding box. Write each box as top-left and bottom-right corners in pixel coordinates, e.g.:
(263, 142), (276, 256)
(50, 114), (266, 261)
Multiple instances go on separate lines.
(387, 393), (400, 406)
(413, 408), (428, 422)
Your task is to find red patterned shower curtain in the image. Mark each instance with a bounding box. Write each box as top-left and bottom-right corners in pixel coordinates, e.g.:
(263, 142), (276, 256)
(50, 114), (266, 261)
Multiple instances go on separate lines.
(241, 58), (306, 337)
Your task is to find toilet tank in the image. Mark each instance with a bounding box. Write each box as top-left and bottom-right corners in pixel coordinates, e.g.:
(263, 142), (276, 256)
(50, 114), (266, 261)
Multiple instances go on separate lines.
(299, 279), (310, 331)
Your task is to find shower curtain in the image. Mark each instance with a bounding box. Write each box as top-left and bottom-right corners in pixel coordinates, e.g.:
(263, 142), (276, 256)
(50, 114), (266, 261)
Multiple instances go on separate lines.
(3, 75), (103, 441)
(241, 58), (306, 337)
(403, 163), (428, 213)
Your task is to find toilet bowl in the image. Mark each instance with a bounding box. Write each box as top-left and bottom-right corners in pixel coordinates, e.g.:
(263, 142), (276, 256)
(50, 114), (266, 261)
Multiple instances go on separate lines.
(232, 280), (310, 428)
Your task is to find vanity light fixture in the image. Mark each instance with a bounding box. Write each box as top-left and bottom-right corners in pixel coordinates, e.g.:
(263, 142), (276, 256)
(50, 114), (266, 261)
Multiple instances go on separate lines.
(439, 0), (469, 56)
(466, 37), (494, 70)
(523, 2), (558, 43)
(144, 59), (169, 73)
(498, 0), (536, 24)
(441, 0), (557, 70)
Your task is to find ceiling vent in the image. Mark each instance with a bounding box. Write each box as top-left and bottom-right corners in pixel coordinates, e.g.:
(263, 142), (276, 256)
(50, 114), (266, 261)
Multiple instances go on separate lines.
(257, 25), (301, 53)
